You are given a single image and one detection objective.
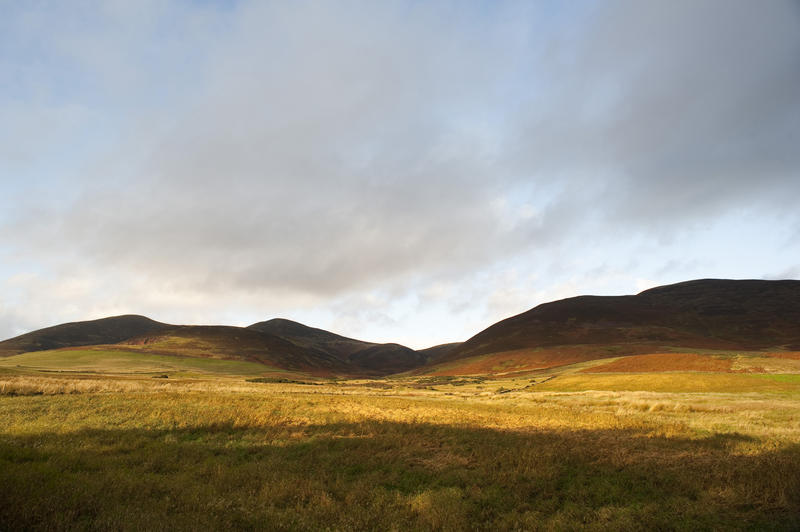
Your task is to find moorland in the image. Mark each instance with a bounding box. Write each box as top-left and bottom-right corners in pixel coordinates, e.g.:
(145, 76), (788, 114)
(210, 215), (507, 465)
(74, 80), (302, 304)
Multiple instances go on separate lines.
(1, 279), (799, 530)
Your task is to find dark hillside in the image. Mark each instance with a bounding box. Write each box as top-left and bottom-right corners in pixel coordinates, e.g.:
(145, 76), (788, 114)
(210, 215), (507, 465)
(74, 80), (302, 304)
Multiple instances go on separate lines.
(439, 279), (800, 364)
(121, 325), (350, 375)
(416, 342), (462, 363)
(248, 318), (427, 376)
(347, 343), (426, 375)
(247, 318), (374, 360)
(0, 315), (171, 356)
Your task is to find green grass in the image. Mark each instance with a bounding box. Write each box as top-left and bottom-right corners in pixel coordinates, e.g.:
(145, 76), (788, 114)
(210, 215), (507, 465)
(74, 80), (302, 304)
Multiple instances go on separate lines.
(757, 374), (800, 384)
(0, 349), (274, 377)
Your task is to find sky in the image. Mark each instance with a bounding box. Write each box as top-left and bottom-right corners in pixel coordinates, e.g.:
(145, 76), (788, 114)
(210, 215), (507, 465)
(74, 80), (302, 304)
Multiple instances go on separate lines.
(1, 0), (799, 349)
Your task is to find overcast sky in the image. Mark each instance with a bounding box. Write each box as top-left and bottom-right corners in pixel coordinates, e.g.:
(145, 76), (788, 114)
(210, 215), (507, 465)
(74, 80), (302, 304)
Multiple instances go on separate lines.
(1, 0), (799, 348)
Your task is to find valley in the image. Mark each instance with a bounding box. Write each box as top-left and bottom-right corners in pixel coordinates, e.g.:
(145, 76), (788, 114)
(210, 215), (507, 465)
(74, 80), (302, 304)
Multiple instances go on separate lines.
(2, 278), (800, 529)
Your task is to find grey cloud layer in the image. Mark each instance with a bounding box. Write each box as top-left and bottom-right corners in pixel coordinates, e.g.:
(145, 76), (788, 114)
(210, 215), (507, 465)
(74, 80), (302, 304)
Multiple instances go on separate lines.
(5, 0), (800, 312)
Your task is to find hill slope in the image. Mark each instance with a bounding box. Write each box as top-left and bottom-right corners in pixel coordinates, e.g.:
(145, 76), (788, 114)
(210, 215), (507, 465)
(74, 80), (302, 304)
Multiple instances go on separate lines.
(0, 315), (171, 356)
(247, 318), (376, 360)
(121, 325), (350, 375)
(0, 316), (426, 376)
(248, 318), (425, 375)
(5, 279), (798, 377)
(432, 279), (800, 372)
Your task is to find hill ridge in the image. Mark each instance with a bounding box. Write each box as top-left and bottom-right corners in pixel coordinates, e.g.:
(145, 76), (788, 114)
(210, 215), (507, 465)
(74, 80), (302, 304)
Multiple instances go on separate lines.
(437, 278), (800, 367)
(0, 314), (172, 356)
(3, 279), (799, 376)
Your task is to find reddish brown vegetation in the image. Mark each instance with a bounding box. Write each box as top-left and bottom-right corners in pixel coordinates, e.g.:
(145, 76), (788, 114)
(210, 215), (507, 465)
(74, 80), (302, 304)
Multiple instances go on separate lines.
(428, 346), (647, 376)
(583, 353), (734, 373)
(766, 352), (800, 360)
(440, 279), (800, 366)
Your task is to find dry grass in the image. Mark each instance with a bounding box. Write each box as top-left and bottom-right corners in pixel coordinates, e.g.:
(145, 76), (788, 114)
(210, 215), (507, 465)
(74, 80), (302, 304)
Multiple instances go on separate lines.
(1, 373), (799, 530)
(534, 372), (800, 394)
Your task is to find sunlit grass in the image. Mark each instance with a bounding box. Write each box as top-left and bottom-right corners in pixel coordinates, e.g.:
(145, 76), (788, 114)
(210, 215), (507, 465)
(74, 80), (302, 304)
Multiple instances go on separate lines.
(1, 373), (799, 529)
(0, 348), (276, 376)
(758, 374), (800, 384)
(534, 372), (800, 394)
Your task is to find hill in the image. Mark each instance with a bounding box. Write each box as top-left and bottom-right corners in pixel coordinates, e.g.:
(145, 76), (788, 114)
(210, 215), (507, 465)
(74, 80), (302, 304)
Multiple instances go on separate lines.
(248, 318), (426, 375)
(0, 315), (171, 356)
(0, 316), (427, 377)
(415, 342), (462, 363)
(428, 279), (800, 374)
(247, 318), (376, 360)
(121, 325), (350, 376)
(4, 279), (798, 378)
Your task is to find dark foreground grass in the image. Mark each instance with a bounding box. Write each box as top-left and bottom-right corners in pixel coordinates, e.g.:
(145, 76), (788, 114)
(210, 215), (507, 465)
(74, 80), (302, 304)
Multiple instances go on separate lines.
(1, 386), (800, 530)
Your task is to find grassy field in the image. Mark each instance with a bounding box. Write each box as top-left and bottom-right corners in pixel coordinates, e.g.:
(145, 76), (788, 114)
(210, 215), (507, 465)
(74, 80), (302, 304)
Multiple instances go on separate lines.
(0, 348), (280, 377)
(1, 369), (800, 530)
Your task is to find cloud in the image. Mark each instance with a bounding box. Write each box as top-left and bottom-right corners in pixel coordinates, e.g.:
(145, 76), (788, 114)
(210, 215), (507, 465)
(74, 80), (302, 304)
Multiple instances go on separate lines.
(2, 0), (799, 341)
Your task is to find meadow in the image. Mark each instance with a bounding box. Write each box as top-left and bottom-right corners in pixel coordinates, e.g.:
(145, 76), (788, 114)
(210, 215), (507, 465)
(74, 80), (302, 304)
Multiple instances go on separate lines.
(1, 368), (800, 530)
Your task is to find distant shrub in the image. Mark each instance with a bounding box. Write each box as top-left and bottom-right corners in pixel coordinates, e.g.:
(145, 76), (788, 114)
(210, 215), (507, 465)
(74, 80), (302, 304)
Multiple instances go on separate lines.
(412, 376), (485, 387)
(246, 377), (320, 385)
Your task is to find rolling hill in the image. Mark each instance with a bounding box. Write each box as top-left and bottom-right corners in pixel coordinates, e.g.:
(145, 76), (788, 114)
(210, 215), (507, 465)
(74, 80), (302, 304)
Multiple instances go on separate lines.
(247, 318), (379, 360)
(248, 318), (426, 374)
(425, 279), (800, 375)
(0, 315), (171, 356)
(0, 316), (427, 377)
(120, 325), (351, 375)
(2, 279), (798, 377)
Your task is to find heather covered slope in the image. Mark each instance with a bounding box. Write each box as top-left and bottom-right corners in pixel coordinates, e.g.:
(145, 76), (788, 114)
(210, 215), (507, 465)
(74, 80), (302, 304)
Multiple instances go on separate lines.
(429, 279), (800, 374)
(120, 325), (351, 375)
(247, 318), (377, 360)
(1, 317), (425, 377)
(248, 318), (427, 375)
(415, 342), (462, 363)
(4, 279), (799, 377)
(347, 343), (424, 375)
(0, 315), (172, 357)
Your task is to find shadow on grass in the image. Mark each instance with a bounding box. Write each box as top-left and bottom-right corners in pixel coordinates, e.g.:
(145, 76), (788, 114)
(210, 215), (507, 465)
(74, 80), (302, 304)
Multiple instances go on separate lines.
(1, 421), (798, 531)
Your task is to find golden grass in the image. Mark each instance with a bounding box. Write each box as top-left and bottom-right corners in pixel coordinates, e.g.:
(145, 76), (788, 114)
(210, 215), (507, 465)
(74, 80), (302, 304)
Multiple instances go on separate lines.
(1, 373), (799, 530)
(535, 372), (800, 393)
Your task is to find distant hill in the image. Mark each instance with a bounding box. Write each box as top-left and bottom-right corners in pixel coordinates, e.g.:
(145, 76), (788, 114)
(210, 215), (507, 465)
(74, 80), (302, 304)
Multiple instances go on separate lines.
(0, 315), (427, 376)
(121, 325), (350, 376)
(4, 279), (798, 377)
(415, 342), (462, 363)
(0, 315), (171, 356)
(247, 318), (377, 360)
(348, 343), (426, 375)
(248, 318), (426, 375)
(433, 279), (800, 371)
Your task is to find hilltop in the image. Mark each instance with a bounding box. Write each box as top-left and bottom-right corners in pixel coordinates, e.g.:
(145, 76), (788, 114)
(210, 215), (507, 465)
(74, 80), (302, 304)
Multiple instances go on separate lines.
(248, 318), (425, 374)
(2, 279), (799, 378)
(424, 279), (800, 375)
(0, 315), (171, 356)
